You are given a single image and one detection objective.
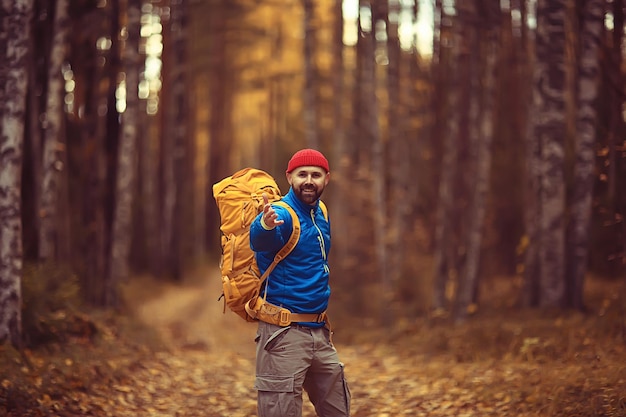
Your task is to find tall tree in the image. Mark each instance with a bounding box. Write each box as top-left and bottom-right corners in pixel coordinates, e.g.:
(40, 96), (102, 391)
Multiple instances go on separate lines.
(73, 2), (118, 305)
(0, 0), (34, 347)
(206, 0), (234, 254)
(565, 0), (604, 309)
(455, 0), (499, 320)
(431, 8), (462, 312)
(387, 0), (411, 297)
(342, 1), (368, 313)
(364, 1), (388, 319)
(607, 0), (623, 206)
(161, 0), (189, 280)
(302, 0), (318, 149)
(432, 0), (442, 67)
(329, 0), (348, 272)
(603, 0), (626, 276)
(39, 0), (69, 262)
(108, 0), (142, 305)
(522, 14), (541, 306)
(525, 0), (567, 307)
(134, 3), (162, 276)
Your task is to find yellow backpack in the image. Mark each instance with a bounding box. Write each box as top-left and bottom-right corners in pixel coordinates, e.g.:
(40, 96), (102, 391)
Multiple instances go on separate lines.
(212, 168), (300, 321)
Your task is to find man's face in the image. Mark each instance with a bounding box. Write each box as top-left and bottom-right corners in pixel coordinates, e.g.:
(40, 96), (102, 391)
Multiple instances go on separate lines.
(286, 166), (330, 205)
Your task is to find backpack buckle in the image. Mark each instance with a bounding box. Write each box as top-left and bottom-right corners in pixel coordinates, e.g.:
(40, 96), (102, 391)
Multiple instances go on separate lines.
(279, 309), (291, 327)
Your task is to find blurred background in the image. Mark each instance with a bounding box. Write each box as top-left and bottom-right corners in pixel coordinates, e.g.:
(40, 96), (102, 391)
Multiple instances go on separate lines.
(2, 0), (625, 343)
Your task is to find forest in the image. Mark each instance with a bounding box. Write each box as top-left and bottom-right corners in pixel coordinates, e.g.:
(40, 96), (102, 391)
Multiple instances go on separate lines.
(1, 0), (625, 416)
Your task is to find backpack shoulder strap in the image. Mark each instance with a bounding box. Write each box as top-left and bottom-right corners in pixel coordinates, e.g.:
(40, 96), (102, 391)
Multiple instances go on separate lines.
(258, 201), (300, 285)
(318, 200), (328, 221)
(271, 201), (300, 262)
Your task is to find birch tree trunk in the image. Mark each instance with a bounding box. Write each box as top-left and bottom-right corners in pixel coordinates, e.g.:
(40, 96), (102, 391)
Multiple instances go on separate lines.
(302, 0), (318, 149)
(523, 7), (541, 307)
(432, 0), (442, 67)
(108, 0), (141, 305)
(565, 0), (604, 310)
(0, 0), (33, 347)
(39, 0), (69, 262)
(533, 0), (567, 307)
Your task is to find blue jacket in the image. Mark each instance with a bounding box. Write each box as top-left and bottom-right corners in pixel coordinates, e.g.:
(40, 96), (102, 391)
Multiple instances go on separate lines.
(250, 188), (331, 326)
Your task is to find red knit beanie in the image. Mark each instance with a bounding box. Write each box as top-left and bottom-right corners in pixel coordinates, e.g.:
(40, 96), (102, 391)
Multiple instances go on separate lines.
(286, 149), (330, 173)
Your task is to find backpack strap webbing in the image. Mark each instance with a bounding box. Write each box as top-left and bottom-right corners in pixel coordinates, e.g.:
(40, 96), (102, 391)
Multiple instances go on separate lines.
(319, 200), (328, 221)
(245, 201), (299, 320)
(257, 200), (300, 291)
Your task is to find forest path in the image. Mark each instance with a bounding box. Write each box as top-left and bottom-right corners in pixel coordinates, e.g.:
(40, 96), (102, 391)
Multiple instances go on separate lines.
(120, 269), (555, 417)
(127, 269), (458, 417)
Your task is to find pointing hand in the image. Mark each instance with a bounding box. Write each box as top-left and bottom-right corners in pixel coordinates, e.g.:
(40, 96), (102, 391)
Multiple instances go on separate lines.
(262, 193), (284, 228)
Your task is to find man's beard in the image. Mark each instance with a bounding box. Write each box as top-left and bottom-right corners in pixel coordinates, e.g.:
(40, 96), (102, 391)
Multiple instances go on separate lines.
(294, 185), (323, 205)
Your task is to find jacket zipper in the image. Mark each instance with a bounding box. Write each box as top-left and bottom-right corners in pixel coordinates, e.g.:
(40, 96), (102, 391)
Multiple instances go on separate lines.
(310, 208), (330, 273)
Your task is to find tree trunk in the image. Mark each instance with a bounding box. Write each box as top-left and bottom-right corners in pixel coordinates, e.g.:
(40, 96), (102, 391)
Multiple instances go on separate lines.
(161, 0), (189, 280)
(455, 1), (499, 321)
(337, 1), (366, 314)
(39, 0), (69, 262)
(452, 2), (480, 319)
(606, 0), (625, 277)
(206, 0), (234, 255)
(432, 12), (461, 312)
(428, 0), (447, 250)
(133, 4), (163, 276)
(522, 0), (541, 306)
(387, 0), (410, 299)
(607, 0), (623, 205)
(329, 0), (348, 277)
(301, 0), (318, 149)
(138, 102), (160, 275)
(362, 2), (388, 320)
(0, 0), (33, 347)
(108, 0), (142, 305)
(432, 0), (442, 67)
(535, 0), (567, 307)
(24, 35), (43, 261)
(80, 6), (112, 305)
(565, 0), (604, 310)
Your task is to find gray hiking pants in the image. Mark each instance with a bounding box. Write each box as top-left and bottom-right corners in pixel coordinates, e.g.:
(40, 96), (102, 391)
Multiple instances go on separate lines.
(254, 321), (351, 417)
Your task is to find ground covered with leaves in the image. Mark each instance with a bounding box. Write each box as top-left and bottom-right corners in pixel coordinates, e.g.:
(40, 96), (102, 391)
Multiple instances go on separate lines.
(1, 269), (625, 417)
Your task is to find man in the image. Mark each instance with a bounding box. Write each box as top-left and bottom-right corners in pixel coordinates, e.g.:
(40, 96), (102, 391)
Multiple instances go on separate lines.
(249, 149), (351, 417)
